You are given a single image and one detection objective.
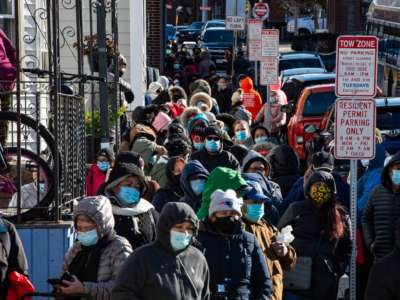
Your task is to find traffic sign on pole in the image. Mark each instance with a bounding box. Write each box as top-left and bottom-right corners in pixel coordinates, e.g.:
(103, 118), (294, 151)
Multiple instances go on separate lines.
(261, 29), (279, 57)
(252, 2), (269, 20)
(260, 57), (279, 86)
(334, 99), (376, 160)
(248, 19), (262, 61)
(336, 36), (378, 97)
(226, 16), (246, 31)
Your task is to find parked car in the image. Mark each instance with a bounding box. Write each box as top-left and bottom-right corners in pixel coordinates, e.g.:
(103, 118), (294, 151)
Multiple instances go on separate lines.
(200, 19), (225, 38)
(287, 84), (336, 160)
(176, 21), (204, 42)
(199, 28), (235, 70)
(279, 52), (326, 73)
(286, 14), (327, 35)
(280, 67), (327, 84)
(281, 72), (336, 109)
(320, 51), (336, 72)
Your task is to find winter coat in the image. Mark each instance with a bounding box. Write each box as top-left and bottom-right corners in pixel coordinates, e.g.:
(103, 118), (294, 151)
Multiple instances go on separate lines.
(112, 202), (210, 300)
(152, 158), (185, 213)
(255, 90), (287, 132)
(244, 219), (296, 300)
(0, 218), (28, 299)
(281, 172), (350, 215)
(241, 173), (282, 226)
(0, 29), (16, 91)
(86, 164), (109, 197)
(197, 220), (273, 300)
(61, 196), (132, 300)
(267, 145), (300, 199)
(198, 53), (216, 78)
(103, 163), (159, 250)
(278, 172), (351, 300)
(240, 77), (263, 120)
(149, 156), (168, 188)
(362, 152), (400, 260)
(131, 137), (158, 174)
(365, 244), (400, 300)
(8, 182), (45, 209)
(197, 167), (248, 220)
(213, 87), (233, 113)
(357, 144), (386, 224)
(191, 148), (240, 173)
(180, 160), (210, 212)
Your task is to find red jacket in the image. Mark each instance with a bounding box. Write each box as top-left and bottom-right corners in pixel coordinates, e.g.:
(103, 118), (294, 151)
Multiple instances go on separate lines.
(240, 77), (263, 120)
(85, 164), (108, 196)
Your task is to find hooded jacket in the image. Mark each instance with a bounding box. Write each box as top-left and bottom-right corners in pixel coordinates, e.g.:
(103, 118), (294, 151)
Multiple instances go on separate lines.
(267, 145), (300, 199)
(61, 196), (132, 300)
(112, 202), (210, 300)
(190, 92), (213, 112)
(103, 163), (158, 250)
(180, 160), (210, 212)
(197, 220), (273, 300)
(197, 167), (247, 220)
(255, 90), (287, 132)
(357, 144), (386, 224)
(364, 221), (400, 300)
(239, 77), (263, 120)
(0, 29), (16, 91)
(190, 148), (240, 174)
(278, 172), (351, 300)
(362, 152), (400, 259)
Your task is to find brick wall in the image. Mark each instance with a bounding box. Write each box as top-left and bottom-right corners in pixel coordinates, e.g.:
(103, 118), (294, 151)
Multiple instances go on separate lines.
(327, 0), (363, 34)
(146, 0), (163, 69)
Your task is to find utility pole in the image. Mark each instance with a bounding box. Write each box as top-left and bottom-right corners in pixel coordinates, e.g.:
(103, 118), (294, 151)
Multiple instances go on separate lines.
(202, 0), (208, 22)
(96, 0), (110, 149)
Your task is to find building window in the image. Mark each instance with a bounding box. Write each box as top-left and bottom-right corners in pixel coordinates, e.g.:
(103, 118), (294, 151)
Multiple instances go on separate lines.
(0, 0), (15, 19)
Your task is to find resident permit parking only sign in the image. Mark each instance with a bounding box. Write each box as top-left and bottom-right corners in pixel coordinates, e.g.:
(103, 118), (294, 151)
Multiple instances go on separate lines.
(334, 99), (376, 159)
(336, 36), (378, 97)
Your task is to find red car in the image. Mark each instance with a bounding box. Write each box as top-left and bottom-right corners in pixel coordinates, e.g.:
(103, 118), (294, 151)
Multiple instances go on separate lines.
(287, 84), (337, 160)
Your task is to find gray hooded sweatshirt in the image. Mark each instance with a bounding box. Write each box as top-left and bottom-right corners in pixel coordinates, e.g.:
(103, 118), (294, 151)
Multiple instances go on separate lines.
(61, 196), (132, 300)
(113, 202), (210, 300)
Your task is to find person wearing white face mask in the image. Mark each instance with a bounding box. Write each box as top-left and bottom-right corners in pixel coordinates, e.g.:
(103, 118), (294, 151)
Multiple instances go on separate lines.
(180, 160), (210, 212)
(59, 196), (132, 300)
(113, 202), (210, 300)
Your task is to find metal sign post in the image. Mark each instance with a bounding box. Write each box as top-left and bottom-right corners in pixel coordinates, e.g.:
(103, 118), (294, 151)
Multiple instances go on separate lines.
(335, 35), (379, 300)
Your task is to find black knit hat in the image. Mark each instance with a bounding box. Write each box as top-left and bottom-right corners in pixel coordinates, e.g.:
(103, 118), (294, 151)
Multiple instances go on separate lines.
(115, 151), (145, 170)
(97, 148), (115, 161)
(205, 125), (223, 139)
(165, 138), (192, 157)
(312, 151), (334, 172)
(230, 144), (249, 165)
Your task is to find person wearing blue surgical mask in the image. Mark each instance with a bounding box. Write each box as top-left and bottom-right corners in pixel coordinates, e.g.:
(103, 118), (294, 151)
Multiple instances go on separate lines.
(242, 182), (297, 300)
(113, 202), (210, 300)
(102, 163), (159, 250)
(233, 120), (253, 148)
(86, 149), (114, 196)
(59, 196), (132, 299)
(191, 125), (240, 173)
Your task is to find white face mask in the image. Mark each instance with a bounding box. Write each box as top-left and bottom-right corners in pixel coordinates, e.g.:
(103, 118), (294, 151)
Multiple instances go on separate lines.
(361, 159), (370, 168)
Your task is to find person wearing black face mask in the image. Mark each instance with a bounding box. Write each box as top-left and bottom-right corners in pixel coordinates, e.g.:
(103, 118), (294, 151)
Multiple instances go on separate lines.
(197, 189), (272, 300)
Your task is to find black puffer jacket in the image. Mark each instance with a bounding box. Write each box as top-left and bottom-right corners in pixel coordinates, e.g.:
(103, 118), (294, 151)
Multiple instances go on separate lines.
(197, 220), (272, 300)
(191, 149), (240, 173)
(267, 145), (300, 198)
(362, 152), (400, 259)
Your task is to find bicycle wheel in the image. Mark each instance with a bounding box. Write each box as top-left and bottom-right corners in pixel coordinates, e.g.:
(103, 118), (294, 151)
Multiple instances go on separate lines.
(0, 111), (62, 175)
(2, 147), (55, 222)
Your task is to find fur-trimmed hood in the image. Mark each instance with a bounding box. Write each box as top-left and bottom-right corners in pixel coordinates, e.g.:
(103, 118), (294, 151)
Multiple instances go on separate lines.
(190, 92), (213, 112)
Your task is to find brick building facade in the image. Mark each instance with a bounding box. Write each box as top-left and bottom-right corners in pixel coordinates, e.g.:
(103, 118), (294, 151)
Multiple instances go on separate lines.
(146, 0), (163, 69)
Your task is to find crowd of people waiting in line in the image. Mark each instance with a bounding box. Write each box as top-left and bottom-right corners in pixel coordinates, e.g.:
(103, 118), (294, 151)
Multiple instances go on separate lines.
(2, 59), (400, 300)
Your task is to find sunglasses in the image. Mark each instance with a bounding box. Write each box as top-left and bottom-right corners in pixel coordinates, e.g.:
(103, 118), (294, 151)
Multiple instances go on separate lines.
(206, 136), (220, 141)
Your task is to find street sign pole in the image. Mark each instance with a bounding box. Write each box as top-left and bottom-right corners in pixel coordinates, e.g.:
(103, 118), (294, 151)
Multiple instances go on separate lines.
(350, 159), (357, 300)
(254, 61), (258, 87)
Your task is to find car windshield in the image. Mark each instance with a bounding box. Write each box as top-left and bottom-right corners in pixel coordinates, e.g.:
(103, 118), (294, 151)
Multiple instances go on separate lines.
(206, 22), (225, 29)
(190, 22), (203, 29)
(280, 58), (323, 72)
(377, 107), (400, 129)
(303, 92), (337, 117)
(203, 30), (233, 43)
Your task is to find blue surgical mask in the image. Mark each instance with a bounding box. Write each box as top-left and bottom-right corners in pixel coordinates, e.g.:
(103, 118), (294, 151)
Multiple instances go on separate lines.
(170, 230), (193, 251)
(392, 170), (400, 185)
(193, 142), (204, 151)
(97, 161), (110, 172)
(205, 139), (220, 153)
(255, 136), (269, 144)
(235, 130), (248, 142)
(118, 186), (141, 206)
(77, 229), (99, 246)
(149, 154), (158, 166)
(38, 182), (45, 193)
(190, 179), (206, 196)
(246, 203), (264, 223)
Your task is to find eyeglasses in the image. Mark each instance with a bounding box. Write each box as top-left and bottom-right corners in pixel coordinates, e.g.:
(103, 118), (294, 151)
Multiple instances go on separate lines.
(206, 136), (220, 141)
